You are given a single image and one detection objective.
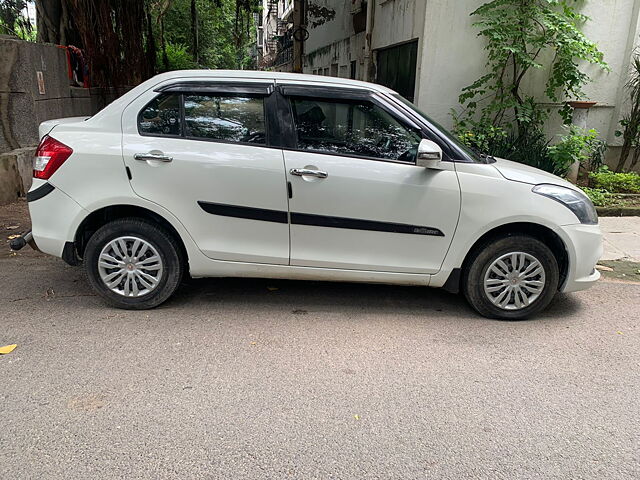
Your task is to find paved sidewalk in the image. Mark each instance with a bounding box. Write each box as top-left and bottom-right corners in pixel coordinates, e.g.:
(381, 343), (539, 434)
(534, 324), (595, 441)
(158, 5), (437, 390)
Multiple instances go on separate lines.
(600, 217), (640, 262)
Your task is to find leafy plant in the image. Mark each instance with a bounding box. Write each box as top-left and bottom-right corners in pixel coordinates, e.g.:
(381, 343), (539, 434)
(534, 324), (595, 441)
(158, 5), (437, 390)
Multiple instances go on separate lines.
(589, 166), (640, 193)
(548, 125), (601, 177)
(580, 187), (609, 207)
(457, 0), (608, 137)
(0, 0), (33, 39)
(452, 114), (507, 153)
(489, 129), (559, 173)
(161, 42), (198, 70)
(614, 53), (640, 172)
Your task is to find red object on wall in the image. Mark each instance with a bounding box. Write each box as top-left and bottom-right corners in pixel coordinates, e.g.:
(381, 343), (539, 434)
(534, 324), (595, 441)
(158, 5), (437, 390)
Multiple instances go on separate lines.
(56, 45), (90, 88)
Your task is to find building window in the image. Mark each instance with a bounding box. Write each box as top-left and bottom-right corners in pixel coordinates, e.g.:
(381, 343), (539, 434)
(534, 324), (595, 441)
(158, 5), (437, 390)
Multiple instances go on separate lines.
(376, 40), (419, 102)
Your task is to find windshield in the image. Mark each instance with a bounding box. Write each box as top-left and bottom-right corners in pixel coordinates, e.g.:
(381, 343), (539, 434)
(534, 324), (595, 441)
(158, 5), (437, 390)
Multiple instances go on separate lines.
(391, 94), (485, 163)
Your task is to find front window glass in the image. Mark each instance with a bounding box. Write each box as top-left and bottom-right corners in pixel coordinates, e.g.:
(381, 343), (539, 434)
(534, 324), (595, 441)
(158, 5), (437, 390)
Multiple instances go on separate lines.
(290, 97), (422, 162)
(138, 93), (181, 136)
(392, 94), (481, 162)
(184, 95), (266, 145)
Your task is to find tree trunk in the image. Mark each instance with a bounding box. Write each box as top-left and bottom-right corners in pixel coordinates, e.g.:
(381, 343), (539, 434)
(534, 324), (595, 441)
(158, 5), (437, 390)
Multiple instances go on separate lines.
(629, 146), (640, 171)
(145, 9), (156, 78)
(36, 0), (62, 43)
(160, 17), (169, 71)
(615, 138), (633, 172)
(190, 0), (199, 64)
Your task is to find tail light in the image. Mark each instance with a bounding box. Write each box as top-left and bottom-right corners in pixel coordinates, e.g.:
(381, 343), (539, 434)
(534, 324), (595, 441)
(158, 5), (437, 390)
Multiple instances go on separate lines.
(33, 135), (73, 180)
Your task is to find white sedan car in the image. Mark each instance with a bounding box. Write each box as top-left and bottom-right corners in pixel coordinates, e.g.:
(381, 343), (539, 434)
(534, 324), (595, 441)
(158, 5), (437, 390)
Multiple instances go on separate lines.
(15, 70), (602, 319)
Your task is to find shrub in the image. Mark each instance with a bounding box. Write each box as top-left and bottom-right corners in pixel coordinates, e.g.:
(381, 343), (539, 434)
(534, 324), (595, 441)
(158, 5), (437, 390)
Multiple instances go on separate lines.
(548, 126), (601, 178)
(452, 115), (507, 154)
(159, 42), (197, 71)
(589, 167), (640, 193)
(580, 187), (609, 207)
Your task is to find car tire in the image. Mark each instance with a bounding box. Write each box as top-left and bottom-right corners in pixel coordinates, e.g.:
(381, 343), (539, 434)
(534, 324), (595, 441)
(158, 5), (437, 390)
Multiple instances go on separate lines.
(462, 235), (559, 320)
(84, 218), (184, 310)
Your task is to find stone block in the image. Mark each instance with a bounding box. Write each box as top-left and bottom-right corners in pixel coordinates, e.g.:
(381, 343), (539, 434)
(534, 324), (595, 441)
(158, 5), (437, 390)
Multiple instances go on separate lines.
(0, 147), (36, 205)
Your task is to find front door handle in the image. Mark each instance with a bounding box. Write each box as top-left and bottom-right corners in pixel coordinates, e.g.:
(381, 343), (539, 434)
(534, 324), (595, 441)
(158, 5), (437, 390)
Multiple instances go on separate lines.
(290, 168), (328, 179)
(134, 152), (173, 163)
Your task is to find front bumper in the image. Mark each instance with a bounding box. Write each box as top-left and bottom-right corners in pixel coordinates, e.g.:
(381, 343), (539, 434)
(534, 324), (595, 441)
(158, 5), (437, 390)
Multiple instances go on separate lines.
(559, 223), (603, 293)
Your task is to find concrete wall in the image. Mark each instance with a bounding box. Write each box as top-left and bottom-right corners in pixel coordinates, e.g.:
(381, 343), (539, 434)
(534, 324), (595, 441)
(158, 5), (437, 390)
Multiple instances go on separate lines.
(0, 36), (118, 204)
(0, 36), (96, 154)
(303, 0), (640, 170)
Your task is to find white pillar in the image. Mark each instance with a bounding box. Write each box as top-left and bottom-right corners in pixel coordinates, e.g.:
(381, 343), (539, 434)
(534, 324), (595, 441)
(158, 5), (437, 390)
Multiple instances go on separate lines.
(566, 101), (596, 184)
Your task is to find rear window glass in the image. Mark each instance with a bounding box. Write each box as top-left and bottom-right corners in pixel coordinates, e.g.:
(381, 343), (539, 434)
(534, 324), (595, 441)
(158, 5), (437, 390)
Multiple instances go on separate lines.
(138, 94), (181, 136)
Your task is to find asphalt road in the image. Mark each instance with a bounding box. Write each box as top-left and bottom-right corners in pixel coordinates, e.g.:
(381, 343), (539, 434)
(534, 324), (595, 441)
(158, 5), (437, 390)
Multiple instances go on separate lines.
(1, 252), (639, 479)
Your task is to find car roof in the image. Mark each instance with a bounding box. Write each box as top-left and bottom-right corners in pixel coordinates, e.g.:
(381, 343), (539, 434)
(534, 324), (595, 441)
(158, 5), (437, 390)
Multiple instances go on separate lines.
(88, 69), (399, 125)
(150, 69), (398, 95)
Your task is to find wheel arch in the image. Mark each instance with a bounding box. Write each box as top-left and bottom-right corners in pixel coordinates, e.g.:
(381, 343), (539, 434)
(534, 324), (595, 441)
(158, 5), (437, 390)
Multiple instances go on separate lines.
(72, 204), (189, 270)
(444, 222), (569, 294)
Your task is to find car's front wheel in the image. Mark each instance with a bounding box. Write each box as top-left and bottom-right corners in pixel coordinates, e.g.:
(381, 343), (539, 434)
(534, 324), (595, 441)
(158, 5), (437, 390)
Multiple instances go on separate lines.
(84, 218), (184, 309)
(462, 235), (559, 320)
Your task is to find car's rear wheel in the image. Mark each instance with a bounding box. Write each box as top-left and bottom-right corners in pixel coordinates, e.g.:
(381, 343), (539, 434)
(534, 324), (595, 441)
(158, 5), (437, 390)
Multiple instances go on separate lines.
(462, 235), (559, 320)
(84, 218), (183, 309)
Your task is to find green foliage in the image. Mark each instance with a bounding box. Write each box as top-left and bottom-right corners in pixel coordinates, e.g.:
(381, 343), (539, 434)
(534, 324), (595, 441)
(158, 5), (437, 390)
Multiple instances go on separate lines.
(454, 120), (607, 178)
(488, 129), (560, 174)
(580, 187), (609, 207)
(457, 0), (608, 135)
(0, 0), (33, 40)
(154, 0), (259, 71)
(614, 54), (640, 172)
(161, 42), (198, 70)
(452, 113), (507, 153)
(589, 167), (640, 194)
(548, 125), (601, 177)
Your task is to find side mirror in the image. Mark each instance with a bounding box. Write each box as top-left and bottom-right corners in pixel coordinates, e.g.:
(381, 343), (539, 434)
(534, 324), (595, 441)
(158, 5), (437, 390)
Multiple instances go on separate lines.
(416, 139), (443, 169)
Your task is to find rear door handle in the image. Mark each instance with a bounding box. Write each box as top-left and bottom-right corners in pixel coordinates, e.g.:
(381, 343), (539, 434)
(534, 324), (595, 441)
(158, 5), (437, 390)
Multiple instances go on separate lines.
(134, 153), (173, 163)
(290, 168), (328, 178)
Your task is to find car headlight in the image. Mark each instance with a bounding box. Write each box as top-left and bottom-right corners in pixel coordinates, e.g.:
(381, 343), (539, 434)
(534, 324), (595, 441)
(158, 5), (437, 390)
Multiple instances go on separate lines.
(532, 184), (598, 225)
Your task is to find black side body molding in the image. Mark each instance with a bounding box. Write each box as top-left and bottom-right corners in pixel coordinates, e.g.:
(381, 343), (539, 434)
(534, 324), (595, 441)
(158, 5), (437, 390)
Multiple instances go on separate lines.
(26, 183), (55, 202)
(198, 201), (445, 237)
(290, 212), (445, 237)
(198, 201), (288, 224)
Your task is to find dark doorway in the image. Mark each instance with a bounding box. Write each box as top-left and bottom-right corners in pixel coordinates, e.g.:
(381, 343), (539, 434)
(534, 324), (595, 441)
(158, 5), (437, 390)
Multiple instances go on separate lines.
(375, 40), (418, 102)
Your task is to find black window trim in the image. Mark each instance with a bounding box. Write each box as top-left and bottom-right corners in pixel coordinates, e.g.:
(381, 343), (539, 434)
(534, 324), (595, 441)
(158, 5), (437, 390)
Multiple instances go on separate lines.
(278, 84), (445, 165)
(155, 81), (274, 96)
(137, 88), (275, 148)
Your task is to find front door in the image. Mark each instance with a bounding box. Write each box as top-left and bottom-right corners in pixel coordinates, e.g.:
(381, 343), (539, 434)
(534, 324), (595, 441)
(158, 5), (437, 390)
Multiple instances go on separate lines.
(280, 88), (460, 274)
(121, 82), (290, 265)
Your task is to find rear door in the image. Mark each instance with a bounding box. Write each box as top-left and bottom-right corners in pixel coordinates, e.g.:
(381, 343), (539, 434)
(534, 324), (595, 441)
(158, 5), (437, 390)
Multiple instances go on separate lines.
(279, 85), (461, 274)
(121, 80), (290, 265)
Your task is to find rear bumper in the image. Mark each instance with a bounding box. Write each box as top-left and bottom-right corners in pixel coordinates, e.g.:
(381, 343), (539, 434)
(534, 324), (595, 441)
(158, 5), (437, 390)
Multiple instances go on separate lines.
(559, 223), (603, 293)
(27, 180), (87, 258)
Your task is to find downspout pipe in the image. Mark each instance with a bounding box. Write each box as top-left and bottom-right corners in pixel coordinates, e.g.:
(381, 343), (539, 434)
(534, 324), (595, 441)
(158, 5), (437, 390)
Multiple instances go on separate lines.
(363, 0), (375, 82)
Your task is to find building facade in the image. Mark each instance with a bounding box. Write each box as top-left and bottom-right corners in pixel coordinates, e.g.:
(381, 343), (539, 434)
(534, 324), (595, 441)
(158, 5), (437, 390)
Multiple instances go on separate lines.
(258, 0), (295, 71)
(281, 0), (640, 163)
